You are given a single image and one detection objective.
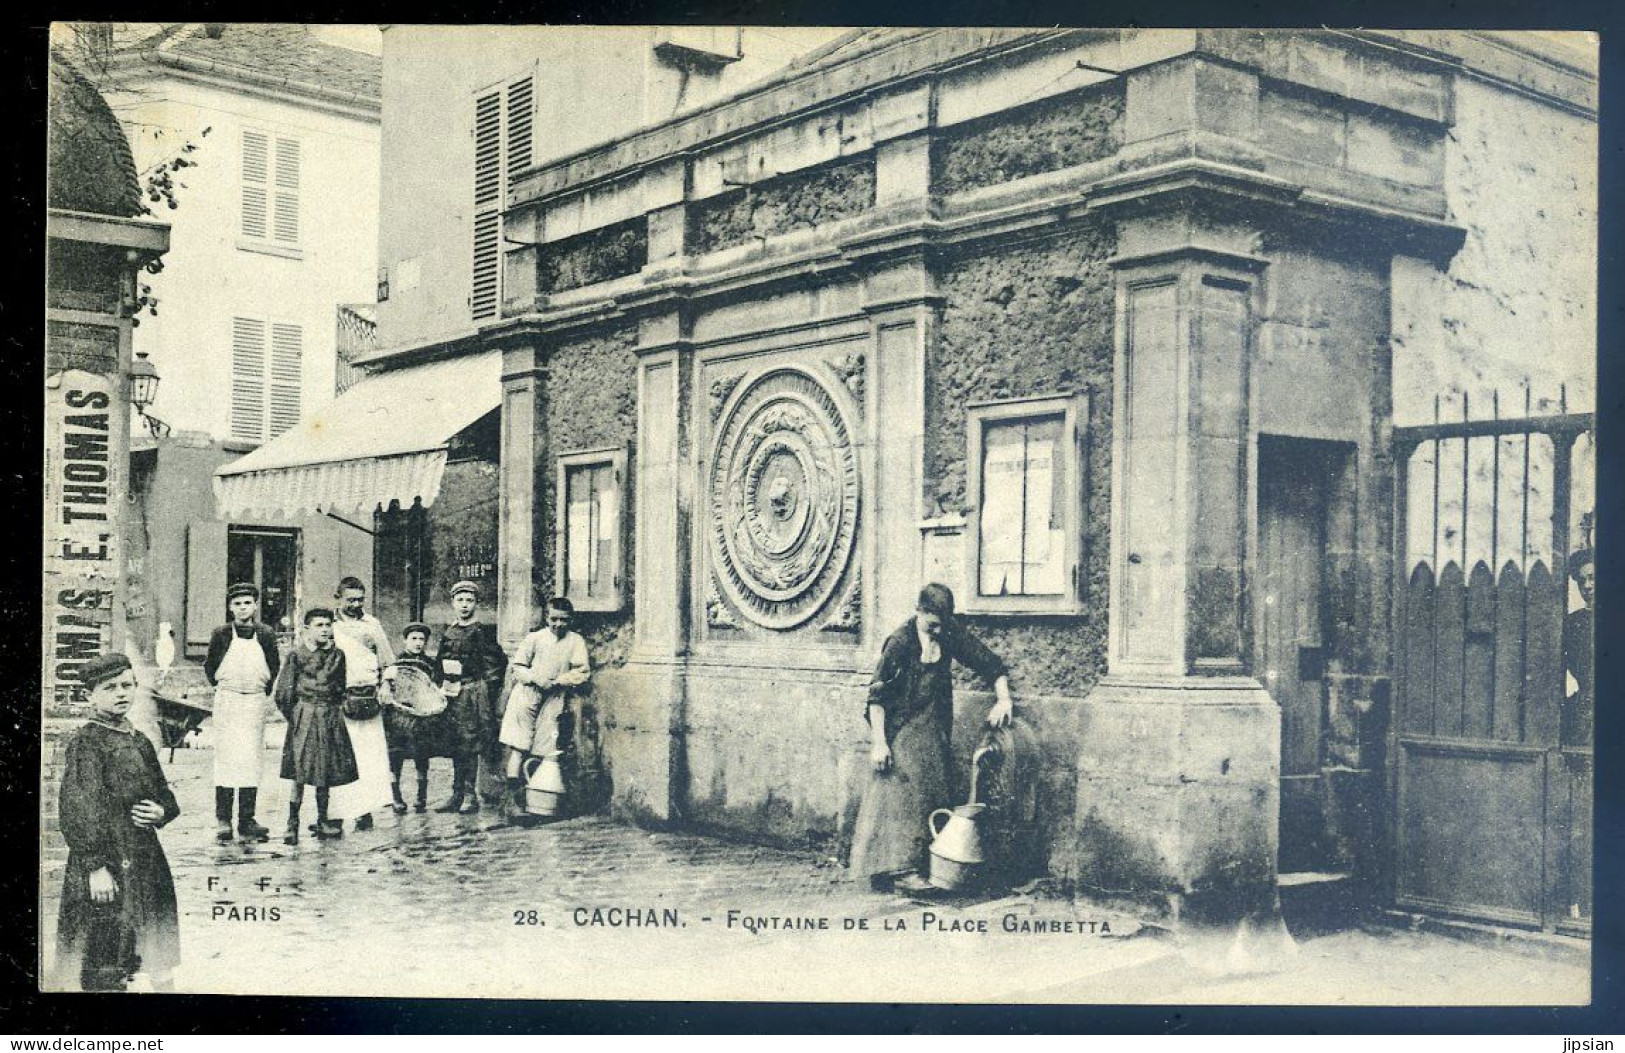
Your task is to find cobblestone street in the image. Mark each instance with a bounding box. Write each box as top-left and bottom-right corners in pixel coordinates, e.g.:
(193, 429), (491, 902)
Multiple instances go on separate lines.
(40, 738), (1588, 1004)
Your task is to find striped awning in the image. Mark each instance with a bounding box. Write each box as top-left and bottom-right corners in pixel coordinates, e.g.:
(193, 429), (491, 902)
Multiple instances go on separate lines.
(214, 351), (501, 519)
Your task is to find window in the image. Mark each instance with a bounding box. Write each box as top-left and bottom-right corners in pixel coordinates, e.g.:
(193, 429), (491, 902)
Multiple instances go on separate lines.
(241, 130), (301, 251)
(964, 393), (1088, 614)
(225, 527), (300, 637)
(230, 317), (302, 444)
(555, 447), (627, 612)
(471, 72), (534, 320)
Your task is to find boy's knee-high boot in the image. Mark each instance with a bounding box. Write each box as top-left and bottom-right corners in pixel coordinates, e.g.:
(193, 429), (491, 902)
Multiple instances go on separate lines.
(435, 758), (468, 812)
(237, 788), (270, 841)
(215, 787), (235, 843)
(284, 800), (301, 845)
(390, 758), (408, 813)
(458, 757), (481, 814)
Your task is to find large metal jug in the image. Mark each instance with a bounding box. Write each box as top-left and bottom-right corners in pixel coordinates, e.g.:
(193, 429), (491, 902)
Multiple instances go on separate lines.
(522, 752), (566, 817)
(927, 803), (987, 890)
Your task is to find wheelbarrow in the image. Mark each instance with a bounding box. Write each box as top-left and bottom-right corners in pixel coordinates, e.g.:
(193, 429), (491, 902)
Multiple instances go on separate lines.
(151, 691), (211, 762)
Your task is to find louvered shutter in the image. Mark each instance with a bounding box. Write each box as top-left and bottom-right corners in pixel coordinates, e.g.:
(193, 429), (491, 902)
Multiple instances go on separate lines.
(471, 90), (502, 320)
(471, 74), (534, 322)
(269, 323), (303, 438)
(241, 131), (269, 239)
(506, 77), (533, 179)
(230, 317), (268, 442)
(273, 137), (301, 244)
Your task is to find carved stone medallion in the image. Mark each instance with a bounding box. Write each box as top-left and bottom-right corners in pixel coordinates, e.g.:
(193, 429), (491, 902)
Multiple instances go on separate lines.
(708, 367), (860, 630)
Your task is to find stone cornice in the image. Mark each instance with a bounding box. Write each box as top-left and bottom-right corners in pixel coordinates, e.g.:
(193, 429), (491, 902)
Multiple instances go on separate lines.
(510, 29), (1084, 207)
(1348, 30), (1596, 118)
(1109, 246), (1271, 274)
(47, 208), (171, 259)
(362, 153), (1464, 367)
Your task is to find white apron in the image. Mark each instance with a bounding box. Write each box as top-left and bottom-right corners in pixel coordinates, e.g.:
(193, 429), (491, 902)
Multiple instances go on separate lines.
(329, 711), (394, 819)
(329, 617), (396, 819)
(212, 632), (272, 788)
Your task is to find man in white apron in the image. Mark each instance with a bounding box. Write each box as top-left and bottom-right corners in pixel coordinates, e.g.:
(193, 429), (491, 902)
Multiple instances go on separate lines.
(203, 582), (282, 842)
(328, 575), (395, 832)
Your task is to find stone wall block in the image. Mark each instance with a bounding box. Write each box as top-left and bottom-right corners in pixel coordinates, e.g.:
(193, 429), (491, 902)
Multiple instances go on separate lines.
(646, 204), (686, 262)
(1192, 59), (1259, 141)
(596, 665), (682, 824)
(1074, 773), (1183, 892)
(680, 670), (869, 852)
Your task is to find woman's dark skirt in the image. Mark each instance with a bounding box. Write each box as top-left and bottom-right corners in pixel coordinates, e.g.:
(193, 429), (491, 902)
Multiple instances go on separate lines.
(279, 699), (359, 786)
(848, 707), (951, 882)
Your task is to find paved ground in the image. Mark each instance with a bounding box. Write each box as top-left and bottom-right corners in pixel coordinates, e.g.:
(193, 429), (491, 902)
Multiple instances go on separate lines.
(40, 739), (1589, 1005)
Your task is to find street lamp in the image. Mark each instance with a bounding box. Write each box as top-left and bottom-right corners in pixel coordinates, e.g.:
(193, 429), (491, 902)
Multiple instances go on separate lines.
(130, 351), (169, 436)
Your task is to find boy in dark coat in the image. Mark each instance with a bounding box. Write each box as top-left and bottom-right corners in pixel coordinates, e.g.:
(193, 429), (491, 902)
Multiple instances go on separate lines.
(54, 653), (181, 992)
(274, 608), (357, 844)
(429, 582), (508, 814)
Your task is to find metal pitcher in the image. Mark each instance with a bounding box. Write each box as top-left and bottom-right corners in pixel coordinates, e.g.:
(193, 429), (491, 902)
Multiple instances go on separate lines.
(522, 752), (566, 817)
(927, 803), (987, 890)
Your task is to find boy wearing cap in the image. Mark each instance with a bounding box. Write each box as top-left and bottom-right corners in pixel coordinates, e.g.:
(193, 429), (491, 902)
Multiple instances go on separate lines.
(53, 653), (181, 991)
(431, 581), (507, 814)
(203, 582), (281, 843)
(383, 622), (439, 813)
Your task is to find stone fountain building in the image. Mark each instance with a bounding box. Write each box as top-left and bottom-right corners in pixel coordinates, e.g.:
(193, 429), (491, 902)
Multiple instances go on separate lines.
(219, 28), (1596, 925)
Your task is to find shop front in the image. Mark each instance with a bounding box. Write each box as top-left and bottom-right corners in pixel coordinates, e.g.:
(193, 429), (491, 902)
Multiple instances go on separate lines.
(215, 350), (504, 639)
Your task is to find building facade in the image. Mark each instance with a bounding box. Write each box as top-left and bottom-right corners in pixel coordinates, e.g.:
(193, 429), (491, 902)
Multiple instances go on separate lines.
(221, 29), (1596, 929)
(73, 23), (382, 690)
(45, 48), (171, 712)
(223, 26), (846, 634)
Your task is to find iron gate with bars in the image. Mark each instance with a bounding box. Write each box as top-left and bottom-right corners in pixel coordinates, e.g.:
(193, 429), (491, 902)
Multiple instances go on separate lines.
(1389, 396), (1593, 935)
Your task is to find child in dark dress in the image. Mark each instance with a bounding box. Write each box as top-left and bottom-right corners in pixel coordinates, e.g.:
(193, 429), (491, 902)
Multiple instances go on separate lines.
(274, 608), (358, 844)
(54, 653), (181, 992)
(383, 622), (440, 813)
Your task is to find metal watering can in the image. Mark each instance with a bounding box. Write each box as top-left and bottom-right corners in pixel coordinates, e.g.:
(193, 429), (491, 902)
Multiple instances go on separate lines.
(926, 746), (997, 890)
(522, 752), (566, 817)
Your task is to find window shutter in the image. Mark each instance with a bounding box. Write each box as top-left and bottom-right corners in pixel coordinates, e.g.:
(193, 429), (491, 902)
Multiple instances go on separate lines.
(471, 90), (503, 321)
(471, 76), (533, 322)
(268, 323), (303, 438)
(230, 317), (268, 442)
(273, 137), (301, 244)
(184, 520), (229, 648)
(241, 130), (269, 239)
(506, 77), (534, 180)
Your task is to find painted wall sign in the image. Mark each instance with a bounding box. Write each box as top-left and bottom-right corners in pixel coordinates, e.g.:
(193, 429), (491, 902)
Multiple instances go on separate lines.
(43, 368), (122, 706)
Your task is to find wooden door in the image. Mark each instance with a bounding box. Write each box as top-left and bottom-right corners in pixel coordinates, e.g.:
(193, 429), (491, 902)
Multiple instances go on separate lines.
(1257, 439), (1335, 874)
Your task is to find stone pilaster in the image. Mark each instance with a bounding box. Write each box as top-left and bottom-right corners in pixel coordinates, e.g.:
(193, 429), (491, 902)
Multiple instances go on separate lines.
(860, 254), (937, 641)
(1074, 223), (1282, 926)
(497, 344), (546, 650)
(599, 308), (695, 824)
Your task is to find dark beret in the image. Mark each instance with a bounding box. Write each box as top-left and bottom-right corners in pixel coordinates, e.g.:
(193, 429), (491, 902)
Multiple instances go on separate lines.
(80, 652), (133, 692)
